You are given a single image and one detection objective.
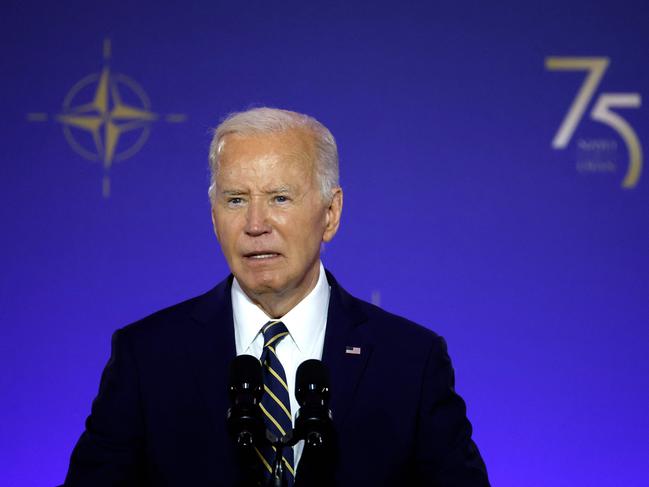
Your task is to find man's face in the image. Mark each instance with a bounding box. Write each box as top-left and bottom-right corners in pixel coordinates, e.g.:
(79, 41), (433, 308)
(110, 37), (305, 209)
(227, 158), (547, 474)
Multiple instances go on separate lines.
(211, 129), (342, 309)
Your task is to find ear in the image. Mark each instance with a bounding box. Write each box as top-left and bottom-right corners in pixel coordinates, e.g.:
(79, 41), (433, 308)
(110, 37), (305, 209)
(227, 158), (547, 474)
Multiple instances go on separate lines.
(322, 187), (343, 243)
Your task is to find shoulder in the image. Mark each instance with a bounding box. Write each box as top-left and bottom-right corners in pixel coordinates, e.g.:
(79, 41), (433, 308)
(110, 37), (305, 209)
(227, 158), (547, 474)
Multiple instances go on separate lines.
(327, 271), (444, 361)
(119, 294), (200, 335)
(356, 298), (448, 366)
(116, 275), (232, 345)
(354, 297), (441, 344)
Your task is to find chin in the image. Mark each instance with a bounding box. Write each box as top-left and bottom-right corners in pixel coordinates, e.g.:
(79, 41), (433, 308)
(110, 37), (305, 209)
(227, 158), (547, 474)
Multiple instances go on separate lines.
(238, 272), (285, 296)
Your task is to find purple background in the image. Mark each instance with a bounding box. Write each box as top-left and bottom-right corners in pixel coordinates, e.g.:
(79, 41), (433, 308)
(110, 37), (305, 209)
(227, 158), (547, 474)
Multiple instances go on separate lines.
(2, 1), (648, 485)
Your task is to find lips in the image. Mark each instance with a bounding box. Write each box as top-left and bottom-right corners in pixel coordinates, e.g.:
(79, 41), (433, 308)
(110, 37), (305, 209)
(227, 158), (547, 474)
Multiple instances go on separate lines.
(243, 251), (282, 260)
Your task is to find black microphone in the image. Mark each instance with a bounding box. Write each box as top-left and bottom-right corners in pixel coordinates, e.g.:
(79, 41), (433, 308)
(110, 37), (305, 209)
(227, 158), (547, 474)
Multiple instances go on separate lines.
(227, 355), (265, 449)
(295, 359), (334, 450)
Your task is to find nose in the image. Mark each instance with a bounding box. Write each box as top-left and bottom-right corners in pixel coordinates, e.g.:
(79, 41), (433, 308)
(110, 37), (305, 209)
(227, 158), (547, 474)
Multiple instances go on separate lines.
(244, 197), (271, 236)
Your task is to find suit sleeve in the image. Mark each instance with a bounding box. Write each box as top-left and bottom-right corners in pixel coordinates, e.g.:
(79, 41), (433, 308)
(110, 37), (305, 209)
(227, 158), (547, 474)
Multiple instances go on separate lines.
(414, 336), (490, 486)
(64, 328), (145, 486)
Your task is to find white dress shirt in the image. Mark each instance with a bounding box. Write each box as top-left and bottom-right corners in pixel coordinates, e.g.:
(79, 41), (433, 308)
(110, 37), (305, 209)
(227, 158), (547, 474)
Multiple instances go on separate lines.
(232, 261), (330, 468)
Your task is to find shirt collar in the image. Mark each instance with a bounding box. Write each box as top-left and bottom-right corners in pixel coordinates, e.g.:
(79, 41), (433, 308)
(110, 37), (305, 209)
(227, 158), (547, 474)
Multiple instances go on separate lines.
(232, 261), (330, 353)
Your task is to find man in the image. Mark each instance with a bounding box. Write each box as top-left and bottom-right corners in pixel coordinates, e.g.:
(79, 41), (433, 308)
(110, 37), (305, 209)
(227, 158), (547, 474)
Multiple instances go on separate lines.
(65, 107), (489, 486)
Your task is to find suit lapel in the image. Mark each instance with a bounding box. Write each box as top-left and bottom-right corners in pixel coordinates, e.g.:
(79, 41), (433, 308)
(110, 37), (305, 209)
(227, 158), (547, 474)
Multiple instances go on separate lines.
(322, 271), (373, 430)
(184, 276), (237, 435)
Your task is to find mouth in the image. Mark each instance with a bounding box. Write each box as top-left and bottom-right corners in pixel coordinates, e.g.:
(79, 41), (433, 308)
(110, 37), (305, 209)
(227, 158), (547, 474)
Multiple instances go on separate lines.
(243, 251), (282, 260)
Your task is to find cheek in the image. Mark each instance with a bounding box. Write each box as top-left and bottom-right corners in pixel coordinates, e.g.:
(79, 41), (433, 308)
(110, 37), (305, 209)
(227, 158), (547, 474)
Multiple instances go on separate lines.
(271, 211), (290, 227)
(215, 219), (239, 249)
(296, 216), (328, 249)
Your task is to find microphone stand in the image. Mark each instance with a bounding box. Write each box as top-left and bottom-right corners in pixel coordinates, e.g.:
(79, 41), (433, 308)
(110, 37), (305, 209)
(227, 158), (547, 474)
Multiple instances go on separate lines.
(266, 430), (297, 487)
(269, 442), (286, 487)
(265, 419), (334, 487)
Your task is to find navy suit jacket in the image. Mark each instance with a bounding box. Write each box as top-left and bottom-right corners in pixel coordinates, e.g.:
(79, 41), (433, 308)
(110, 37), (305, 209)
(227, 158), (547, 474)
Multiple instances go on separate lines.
(65, 271), (489, 486)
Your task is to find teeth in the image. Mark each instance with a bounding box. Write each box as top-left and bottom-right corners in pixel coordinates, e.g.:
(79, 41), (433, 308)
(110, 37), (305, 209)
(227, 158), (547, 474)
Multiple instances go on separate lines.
(249, 253), (277, 259)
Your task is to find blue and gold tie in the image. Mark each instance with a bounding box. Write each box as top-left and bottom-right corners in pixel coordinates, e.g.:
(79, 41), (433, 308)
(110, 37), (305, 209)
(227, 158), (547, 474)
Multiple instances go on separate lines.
(256, 320), (295, 486)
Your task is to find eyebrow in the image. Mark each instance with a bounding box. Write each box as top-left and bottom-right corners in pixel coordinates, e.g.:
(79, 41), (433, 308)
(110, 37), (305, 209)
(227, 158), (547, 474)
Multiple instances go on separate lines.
(220, 186), (292, 196)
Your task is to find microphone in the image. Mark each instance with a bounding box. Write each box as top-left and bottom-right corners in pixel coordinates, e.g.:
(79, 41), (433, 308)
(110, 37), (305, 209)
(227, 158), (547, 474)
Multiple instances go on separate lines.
(295, 359), (334, 450)
(227, 354), (265, 449)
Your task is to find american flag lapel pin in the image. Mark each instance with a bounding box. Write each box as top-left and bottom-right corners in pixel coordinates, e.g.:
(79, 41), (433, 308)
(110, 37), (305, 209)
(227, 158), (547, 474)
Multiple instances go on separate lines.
(345, 346), (361, 355)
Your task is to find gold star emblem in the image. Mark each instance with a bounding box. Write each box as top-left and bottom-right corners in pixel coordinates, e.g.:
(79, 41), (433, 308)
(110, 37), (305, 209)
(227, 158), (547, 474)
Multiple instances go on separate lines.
(27, 39), (186, 197)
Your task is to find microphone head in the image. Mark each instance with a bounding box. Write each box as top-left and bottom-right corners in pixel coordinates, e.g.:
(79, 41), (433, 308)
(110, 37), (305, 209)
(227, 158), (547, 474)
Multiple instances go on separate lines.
(296, 359), (330, 406)
(228, 354), (263, 401)
(227, 355), (265, 448)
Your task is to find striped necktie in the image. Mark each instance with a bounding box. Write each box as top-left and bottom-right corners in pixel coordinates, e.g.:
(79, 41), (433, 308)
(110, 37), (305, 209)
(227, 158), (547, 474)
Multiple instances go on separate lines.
(257, 320), (295, 486)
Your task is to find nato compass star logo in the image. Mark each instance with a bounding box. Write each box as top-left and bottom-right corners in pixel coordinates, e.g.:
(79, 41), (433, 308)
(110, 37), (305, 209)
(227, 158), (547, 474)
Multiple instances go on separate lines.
(27, 39), (186, 197)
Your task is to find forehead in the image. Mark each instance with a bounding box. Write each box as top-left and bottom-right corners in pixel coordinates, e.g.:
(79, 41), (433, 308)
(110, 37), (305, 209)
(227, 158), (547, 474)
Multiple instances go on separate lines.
(218, 129), (316, 178)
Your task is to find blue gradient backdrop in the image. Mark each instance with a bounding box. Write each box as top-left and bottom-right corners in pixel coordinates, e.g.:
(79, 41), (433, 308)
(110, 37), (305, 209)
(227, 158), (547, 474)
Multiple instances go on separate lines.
(1, 1), (648, 486)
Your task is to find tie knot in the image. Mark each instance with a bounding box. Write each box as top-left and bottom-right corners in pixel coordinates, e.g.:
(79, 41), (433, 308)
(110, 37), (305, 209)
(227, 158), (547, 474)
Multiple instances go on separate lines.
(262, 320), (289, 349)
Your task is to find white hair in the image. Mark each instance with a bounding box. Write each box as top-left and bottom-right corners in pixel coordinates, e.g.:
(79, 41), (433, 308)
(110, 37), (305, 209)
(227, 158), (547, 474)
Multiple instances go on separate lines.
(208, 107), (339, 203)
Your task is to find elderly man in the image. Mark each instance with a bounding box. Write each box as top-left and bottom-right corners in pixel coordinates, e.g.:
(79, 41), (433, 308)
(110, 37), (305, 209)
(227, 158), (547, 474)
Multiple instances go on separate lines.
(65, 108), (489, 486)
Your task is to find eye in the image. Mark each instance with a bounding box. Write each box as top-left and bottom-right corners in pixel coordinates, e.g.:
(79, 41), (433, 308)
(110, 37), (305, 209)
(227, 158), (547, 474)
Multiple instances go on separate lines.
(274, 195), (289, 203)
(227, 197), (245, 206)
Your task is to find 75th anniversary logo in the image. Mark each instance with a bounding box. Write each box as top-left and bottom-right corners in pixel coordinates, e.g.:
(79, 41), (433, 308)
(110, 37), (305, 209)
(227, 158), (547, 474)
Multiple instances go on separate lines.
(545, 56), (643, 189)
